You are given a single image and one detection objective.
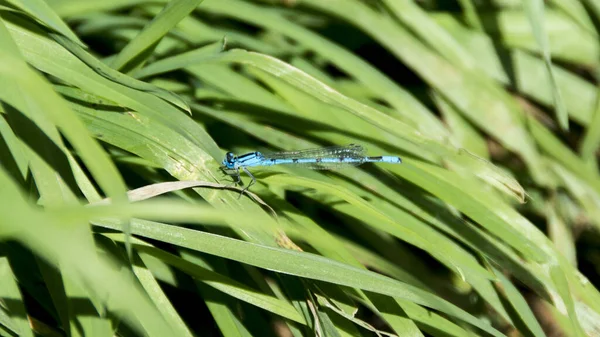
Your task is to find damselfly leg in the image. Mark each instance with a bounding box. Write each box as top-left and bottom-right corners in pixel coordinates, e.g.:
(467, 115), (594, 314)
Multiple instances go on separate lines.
(222, 166), (256, 198)
(241, 166), (256, 194)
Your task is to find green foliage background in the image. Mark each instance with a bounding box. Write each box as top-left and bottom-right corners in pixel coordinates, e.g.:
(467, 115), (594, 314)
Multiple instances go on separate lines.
(1, 0), (599, 336)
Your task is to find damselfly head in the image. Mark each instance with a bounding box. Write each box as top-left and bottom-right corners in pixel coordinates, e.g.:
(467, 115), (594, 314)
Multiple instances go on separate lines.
(222, 152), (237, 169)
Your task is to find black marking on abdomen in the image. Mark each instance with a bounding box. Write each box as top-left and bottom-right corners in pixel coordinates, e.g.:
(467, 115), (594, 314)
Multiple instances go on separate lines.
(316, 158), (322, 163)
(292, 158), (299, 163)
(369, 156), (382, 161)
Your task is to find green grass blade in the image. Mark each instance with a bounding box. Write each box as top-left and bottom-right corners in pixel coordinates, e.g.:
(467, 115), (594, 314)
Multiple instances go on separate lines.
(5, 0), (83, 46)
(494, 270), (547, 337)
(435, 13), (596, 126)
(51, 32), (190, 114)
(0, 170), (173, 337)
(579, 89), (600, 164)
(550, 0), (596, 33)
(135, 39), (225, 78)
(1, 16), (128, 201)
(301, 0), (551, 186)
(524, 0), (569, 129)
(0, 257), (34, 337)
(110, 0), (204, 72)
(131, 253), (195, 337)
(94, 218), (504, 337)
(381, 0), (476, 70)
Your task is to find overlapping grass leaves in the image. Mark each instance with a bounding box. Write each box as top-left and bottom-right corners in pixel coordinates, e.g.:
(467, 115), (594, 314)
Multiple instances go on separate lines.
(1, 0), (599, 336)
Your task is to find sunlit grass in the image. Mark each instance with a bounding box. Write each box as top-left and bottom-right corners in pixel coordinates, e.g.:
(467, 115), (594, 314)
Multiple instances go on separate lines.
(0, 0), (599, 336)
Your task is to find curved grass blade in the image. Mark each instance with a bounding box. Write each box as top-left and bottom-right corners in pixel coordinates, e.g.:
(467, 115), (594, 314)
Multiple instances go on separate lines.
(110, 0), (204, 72)
(135, 38), (226, 79)
(92, 218), (504, 337)
(50, 32), (190, 114)
(0, 169), (173, 337)
(5, 0), (83, 46)
(0, 258), (33, 337)
(524, 0), (569, 130)
(0, 17), (128, 201)
(579, 89), (600, 163)
(208, 49), (525, 202)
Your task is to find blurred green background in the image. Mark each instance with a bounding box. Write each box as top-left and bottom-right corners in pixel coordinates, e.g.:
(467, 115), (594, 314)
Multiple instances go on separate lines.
(1, 0), (600, 336)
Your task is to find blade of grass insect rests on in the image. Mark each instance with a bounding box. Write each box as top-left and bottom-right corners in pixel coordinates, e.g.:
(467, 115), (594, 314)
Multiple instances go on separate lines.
(242, 67), (437, 162)
(134, 38), (226, 78)
(110, 0), (205, 72)
(523, 0), (569, 130)
(196, 99), (500, 252)
(4, 0), (83, 46)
